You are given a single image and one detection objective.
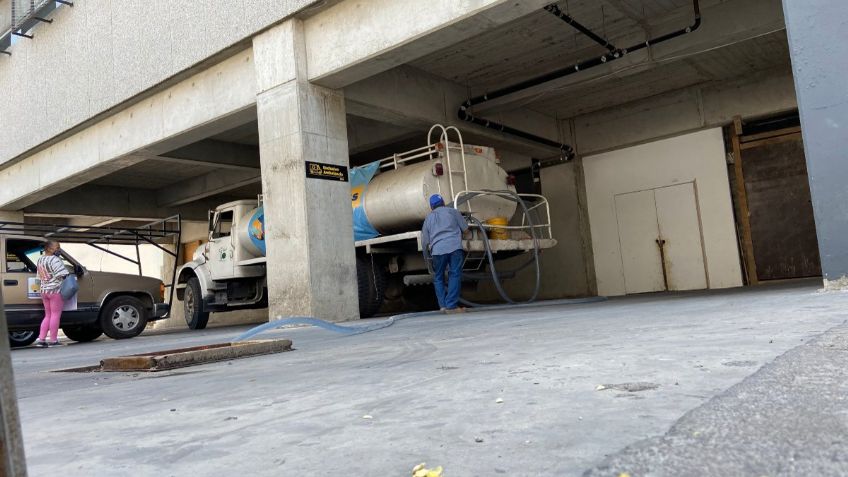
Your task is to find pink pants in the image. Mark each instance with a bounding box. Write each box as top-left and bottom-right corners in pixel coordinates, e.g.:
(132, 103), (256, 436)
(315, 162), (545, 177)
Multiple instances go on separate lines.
(38, 292), (64, 342)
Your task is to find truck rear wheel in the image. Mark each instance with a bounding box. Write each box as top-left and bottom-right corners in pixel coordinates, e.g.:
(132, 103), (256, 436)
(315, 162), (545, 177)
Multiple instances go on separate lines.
(357, 255), (386, 318)
(62, 325), (103, 343)
(184, 277), (210, 330)
(100, 296), (149, 339)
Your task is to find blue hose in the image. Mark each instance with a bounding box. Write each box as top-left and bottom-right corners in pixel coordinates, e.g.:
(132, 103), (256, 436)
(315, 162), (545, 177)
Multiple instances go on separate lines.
(233, 296), (607, 342)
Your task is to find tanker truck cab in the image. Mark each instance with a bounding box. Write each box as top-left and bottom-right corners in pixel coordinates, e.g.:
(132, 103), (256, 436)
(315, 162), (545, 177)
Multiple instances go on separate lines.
(176, 200), (268, 329)
(206, 202), (268, 280)
(177, 125), (558, 329)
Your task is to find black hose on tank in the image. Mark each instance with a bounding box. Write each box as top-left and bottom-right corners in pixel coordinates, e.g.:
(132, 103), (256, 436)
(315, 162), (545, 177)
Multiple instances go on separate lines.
(449, 190), (542, 306)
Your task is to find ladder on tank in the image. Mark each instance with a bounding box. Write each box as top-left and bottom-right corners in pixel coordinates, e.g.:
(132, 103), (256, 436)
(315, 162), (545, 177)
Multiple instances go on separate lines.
(375, 124), (473, 214)
(427, 124), (471, 214)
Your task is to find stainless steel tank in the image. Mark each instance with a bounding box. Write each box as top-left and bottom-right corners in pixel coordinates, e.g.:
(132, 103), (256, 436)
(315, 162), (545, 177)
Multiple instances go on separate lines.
(361, 149), (517, 234)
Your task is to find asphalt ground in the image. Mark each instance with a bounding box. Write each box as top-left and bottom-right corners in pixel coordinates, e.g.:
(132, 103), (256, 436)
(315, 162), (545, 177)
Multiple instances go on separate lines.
(10, 280), (847, 476)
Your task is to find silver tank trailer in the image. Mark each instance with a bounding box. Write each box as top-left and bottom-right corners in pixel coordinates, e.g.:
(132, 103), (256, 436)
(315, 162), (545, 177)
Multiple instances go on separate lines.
(361, 149), (517, 234)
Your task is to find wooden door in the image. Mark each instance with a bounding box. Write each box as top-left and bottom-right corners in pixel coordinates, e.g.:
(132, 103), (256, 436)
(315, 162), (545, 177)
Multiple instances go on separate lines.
(742, 134), (821, 280)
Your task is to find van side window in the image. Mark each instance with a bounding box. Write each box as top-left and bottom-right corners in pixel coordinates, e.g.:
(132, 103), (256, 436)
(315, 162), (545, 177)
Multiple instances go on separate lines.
(212, 211), (234, 239)
(5, 239), (43, 273)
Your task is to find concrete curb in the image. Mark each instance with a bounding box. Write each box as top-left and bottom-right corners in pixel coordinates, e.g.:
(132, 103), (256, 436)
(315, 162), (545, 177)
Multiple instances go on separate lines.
(584, 320), (848, 477)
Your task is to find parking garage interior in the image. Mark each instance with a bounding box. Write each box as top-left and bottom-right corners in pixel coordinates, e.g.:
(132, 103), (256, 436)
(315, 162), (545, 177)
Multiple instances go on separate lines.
(2, 0), (847, 475)
(5, 0), (817, 325)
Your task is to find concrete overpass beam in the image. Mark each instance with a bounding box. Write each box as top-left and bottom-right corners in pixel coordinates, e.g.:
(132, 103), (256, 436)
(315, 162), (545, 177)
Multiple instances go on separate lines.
(305, 0), (553, 89)
(253, 19), (358, 322)
(0, 49), (257, 210)
(156, 170), (261, 207)
(24, 186), (214, 221)
(154, 140), (261, 171)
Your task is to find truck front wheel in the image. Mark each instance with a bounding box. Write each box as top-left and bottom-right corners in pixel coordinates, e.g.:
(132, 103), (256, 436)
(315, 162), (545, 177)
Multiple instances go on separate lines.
(184, 277), (210, 330)
(357, 255), (387, 318)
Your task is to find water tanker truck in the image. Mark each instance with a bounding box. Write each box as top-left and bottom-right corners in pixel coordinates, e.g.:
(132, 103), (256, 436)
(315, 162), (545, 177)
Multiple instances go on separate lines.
(175, 125), (557, 328)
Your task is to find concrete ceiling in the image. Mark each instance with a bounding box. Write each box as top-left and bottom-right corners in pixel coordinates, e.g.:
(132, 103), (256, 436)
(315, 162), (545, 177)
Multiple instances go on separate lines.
(410, 0), (714, 93)
(31, 0), (793, 219)
(409, 0), (788, 118)
(209, 122), (260, 146)
(90, 160), (221, 189)
(526, 31), (790, 118)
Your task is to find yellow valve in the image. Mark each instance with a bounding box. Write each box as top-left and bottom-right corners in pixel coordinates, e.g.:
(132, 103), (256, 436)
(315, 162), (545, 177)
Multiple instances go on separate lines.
(485, 216), (509, 240)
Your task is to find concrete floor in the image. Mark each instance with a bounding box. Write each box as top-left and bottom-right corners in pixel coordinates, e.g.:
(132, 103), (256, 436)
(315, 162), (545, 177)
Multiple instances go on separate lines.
(10, 281), (848, 476)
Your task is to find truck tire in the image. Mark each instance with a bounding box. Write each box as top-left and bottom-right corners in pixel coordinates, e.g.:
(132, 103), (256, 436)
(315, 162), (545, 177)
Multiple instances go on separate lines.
(62, 325), (103, 343)
(100, 296), (149, 339)
(184, 277), (210, 330)
(9, 330), (37, 348)
(357, 255), (387, 318)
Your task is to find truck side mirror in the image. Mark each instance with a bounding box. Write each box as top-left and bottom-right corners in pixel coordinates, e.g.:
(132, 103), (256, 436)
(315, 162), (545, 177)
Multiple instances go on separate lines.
(74, 264), (86, 277)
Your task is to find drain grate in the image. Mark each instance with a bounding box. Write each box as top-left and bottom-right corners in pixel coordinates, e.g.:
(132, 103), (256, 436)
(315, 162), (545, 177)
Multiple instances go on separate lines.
(54, 339), (292, 373)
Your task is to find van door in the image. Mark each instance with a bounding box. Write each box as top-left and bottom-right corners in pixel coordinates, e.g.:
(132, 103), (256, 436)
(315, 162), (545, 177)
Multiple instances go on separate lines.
(6, 239), (95, 310)
(3, 238), (45, 314)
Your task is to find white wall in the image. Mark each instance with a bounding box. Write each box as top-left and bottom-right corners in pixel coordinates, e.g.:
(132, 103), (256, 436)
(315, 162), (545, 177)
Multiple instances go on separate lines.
(583, 128), (742, 296)
(0, 0), (319, 166)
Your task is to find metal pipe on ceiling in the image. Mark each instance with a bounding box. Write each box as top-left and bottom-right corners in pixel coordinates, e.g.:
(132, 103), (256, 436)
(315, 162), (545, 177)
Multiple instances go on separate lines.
(458, 0), (702, 159)
(544, 3), (619, 54)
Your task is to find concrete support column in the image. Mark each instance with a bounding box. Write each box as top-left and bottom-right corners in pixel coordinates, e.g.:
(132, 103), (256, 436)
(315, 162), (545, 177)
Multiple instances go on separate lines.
(253, 20), (358, 322)
(0, 298), (27, 476)
(783, 0), (848, 289)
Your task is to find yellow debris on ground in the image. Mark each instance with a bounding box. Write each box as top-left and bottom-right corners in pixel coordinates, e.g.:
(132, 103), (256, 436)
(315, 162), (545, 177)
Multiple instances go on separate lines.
(412, 463), (444, 477)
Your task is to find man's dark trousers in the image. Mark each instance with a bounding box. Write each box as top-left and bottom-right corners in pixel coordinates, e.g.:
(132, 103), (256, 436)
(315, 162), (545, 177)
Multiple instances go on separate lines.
(432, 249), (464, 309)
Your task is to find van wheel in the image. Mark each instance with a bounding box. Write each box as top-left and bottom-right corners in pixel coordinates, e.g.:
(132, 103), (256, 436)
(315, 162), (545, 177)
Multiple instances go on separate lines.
(62, 325), (103, 343)
(356, 255), (387, 318)
(9, 330), (37, 348)
(184, 277), (210, 330)
(100, 296), (149, 339)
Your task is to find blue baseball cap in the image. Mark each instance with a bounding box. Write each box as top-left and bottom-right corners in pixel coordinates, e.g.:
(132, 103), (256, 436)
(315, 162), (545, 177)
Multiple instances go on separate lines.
(429, 194), (445, 209)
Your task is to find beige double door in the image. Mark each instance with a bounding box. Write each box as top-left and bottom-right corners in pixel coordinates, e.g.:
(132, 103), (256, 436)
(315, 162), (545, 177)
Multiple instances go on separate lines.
(614, 182), (708, 294)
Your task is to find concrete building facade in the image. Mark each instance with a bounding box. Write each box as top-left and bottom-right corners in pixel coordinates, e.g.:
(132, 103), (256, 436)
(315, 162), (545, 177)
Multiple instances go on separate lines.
(0, 0), (843, 324)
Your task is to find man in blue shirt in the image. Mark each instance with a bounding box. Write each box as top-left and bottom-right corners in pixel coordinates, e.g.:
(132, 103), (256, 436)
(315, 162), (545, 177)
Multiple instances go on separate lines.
(421, 194), (470, 313)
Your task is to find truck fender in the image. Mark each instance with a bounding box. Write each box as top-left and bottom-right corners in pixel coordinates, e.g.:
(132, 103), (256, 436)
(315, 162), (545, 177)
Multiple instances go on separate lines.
(175, 260), (215, 301)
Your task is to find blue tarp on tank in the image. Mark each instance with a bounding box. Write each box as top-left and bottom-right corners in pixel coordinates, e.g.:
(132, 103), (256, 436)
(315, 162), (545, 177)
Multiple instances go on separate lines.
(351, 161), (381, 241)
(247, 206), (266, 255)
